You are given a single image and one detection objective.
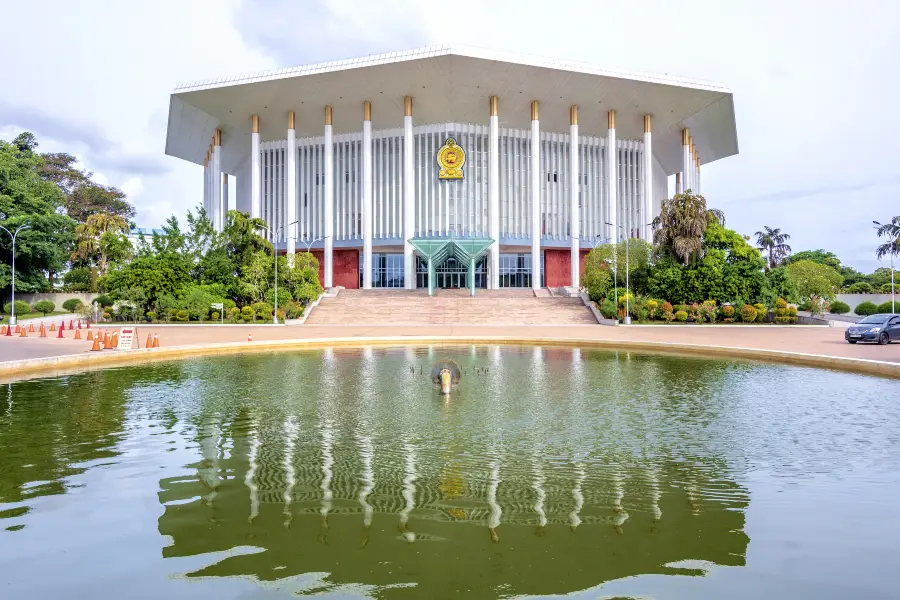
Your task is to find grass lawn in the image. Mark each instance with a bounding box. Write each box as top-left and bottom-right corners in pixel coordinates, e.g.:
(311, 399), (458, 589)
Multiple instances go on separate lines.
(1, 311), (71, 322)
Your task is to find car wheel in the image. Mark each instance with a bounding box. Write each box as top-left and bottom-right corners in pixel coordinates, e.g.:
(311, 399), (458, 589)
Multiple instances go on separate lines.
(879, 333), (890, 345)
(848, 340), (857, 344)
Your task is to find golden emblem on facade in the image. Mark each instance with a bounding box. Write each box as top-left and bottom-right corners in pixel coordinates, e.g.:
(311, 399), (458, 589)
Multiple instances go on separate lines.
(437, 137), (465, 180)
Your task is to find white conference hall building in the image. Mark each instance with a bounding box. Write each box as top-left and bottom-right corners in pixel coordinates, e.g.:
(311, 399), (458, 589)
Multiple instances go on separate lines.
(165, 45), (737, 293)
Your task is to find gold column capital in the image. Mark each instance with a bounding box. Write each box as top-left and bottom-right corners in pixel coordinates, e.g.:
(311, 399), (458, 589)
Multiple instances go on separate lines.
(607, 110), (616, 129)
(324, 105), (332, 125)
(288, 111), (295, 129)
(682, 128), (689, 146)
(644, 114), (651, 133)
(251, 115), (260, 133)
(490, 96), (498, 117)
(223, 173), (228, 184)
(363, 100), (371, 121)
(404, 96), (412, 117)
(204, 156), (208, 168)
(570, 105), (578, 126)
(531, 100), (539, 121)
(214, 128), (221, 146)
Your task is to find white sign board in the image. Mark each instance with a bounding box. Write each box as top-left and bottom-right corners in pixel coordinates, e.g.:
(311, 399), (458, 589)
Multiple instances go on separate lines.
(118, 327), (136, 350)
(211, 303), (224, 310)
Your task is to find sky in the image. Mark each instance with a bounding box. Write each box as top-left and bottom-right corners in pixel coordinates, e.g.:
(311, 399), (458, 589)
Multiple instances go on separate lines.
(2, 0), (898, 272)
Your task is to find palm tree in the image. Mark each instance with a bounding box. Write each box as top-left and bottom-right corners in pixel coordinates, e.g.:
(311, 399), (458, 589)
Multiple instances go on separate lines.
(71, 212), (130, 276)
(755, 226), (792, 270)
(874, 217), (900, 259)
(651, 191), (725, 265)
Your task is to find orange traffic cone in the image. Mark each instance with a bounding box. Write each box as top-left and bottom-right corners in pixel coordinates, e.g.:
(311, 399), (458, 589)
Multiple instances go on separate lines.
(14, 324), (21, 334)
(40, 325), (47, 338)
(113, 333), (119, 349)
(74, 328), (81, 340)
(90, 335), (102, 351)
(248, 333), (253, 342)
(49, 322), (55, 332)
(1, 325), (6, 335)
(20, 326), (27, 337)
(57, 324), (64, 339)
(153, 334), (160, 348)
(145, 333), (152, 348)
(103, 330), (109, 346)
(86, 329), (93, 341)
(28, 323), (35, 332)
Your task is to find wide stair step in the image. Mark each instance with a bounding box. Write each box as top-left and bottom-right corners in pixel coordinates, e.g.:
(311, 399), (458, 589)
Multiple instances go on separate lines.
(305, 289), (597, 325)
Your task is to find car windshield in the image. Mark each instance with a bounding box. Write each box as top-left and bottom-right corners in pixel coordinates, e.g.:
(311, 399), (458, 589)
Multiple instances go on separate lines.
(858, 315), (888, 324)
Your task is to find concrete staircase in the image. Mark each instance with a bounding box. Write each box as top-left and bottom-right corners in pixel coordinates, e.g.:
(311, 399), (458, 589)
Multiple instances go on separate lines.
(305, 289), (597, 325)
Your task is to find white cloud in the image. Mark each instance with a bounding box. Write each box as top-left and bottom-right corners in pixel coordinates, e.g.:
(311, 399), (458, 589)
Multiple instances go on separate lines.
(119, 178), (144, 200)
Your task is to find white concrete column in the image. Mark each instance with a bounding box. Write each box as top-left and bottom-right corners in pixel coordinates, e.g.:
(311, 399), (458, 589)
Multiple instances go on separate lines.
(642, 115), (653, 241)
(286, 112), (297, 263)
(203, 155), (209, 217)
(681, 129), (691, 194)
(676, 172), (683, 195)
(212, 129), (223, 231)
(251, 116), (261, 219)
(607, 111), (618, 243)
(324, 106), (334, 288)
(530, 101), (541, 289)
(222, 173), (229, 226)
(489, 96), (500, 289)
(403, 96), (415, 289)
(696, 155), (701, 195)
(362, 101), (373, 289)
(569, 105), (580, 288)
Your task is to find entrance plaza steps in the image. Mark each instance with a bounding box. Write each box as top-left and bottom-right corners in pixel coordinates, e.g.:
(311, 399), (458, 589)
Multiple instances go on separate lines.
(305, 289), (598, 325)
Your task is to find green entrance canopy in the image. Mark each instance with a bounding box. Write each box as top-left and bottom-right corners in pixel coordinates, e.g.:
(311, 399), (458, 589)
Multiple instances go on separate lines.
(409, 237), (494, 296)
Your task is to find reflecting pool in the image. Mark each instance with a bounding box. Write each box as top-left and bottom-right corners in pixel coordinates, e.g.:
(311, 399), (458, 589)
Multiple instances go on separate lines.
(1, 346), (900, 599)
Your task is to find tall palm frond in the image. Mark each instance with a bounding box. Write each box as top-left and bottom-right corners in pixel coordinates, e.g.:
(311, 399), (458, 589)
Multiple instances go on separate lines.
(874, 217), (900, 259)
(652, 191), (725, 265)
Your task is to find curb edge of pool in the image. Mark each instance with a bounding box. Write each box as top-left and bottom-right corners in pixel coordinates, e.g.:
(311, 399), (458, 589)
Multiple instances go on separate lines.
(1, 336), (899, 382)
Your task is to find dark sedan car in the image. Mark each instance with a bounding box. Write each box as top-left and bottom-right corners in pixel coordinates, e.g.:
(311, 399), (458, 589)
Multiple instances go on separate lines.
(845, 314), (900, 344)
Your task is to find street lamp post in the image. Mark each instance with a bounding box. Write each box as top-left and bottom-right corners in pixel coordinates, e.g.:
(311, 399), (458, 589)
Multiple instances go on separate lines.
(0, 223), (30, 326)
(605, 222), (652, 325)
(261, 220), (299, 324)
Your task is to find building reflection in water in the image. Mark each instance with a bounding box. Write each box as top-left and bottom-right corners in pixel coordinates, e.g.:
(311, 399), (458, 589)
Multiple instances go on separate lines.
(154, 346), (751, 599)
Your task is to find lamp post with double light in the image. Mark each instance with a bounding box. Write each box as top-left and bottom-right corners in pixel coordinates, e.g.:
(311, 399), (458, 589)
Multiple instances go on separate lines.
(260, 220), (299, 324)
(0, 223), (30, 326)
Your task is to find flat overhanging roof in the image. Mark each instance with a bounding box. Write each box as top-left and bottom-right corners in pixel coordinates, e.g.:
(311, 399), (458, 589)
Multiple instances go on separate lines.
(165, 44), (738, 176)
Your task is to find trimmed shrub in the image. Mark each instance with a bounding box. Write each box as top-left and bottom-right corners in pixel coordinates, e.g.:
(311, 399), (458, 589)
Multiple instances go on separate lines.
(661, 301), (674, 322)
(252, 301), (273, 320)
(775, 297), (788, 310)
(829, 300), (850, 315)
(689, 303), (703, 323)
(175, 309), (189, 322)
(881, 283), (896, 294)
(854, 301), (878, 316)
(646, 299), (659, 320)
(146, 311), (157, 321)
(33, 300), (56, 316)
(674, 310), (688, 322)
(740, 304), (758, 322)
(102, 311), (112, 320)
(211, 311), (221, 321)
(753, 303), (767, 323)
(3, 300), (31, 316)
(674, 304), (689, 315)
(848, 282), (874, 294)
(62, 298), (84, 313)
(95, 294), (114, 308)
(223, 299), (237, 312)
(876, 301), (898, 314)
(701, 300), (718, 323)
(241, 306), (254, 322)
(721, 304), (735, 322)
(284, 302), (305, 320)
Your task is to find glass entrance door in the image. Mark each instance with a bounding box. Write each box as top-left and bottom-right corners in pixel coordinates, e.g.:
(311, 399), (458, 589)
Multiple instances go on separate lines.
(416, 257), (487, 289)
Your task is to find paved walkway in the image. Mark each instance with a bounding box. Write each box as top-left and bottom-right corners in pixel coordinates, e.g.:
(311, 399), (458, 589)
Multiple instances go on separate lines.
(1, 323), (898, 365)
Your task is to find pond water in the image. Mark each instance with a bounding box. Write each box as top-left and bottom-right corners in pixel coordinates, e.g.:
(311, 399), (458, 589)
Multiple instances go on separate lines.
(1, 346), (899, 599)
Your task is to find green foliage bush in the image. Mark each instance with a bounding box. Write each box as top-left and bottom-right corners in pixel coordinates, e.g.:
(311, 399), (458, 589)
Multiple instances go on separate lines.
(848, 282), (874, 294)
(775, 297), (788, 310)
(241, 306), (254, 322)
(661, 301), (674, 322)
(701, 300), (718, 323)
(674, 304), (688, 314)
(33, 300), (55, 316)
(211, 311), (220, 321)
(674, 310), (688, 322)
(252, 301), (273, 320)
(854, 301), (878, 316)
(876, 301), (898, 314)
(881, 283), (896, 294)
(284, 302), (305, 320)
(62, 298), (84, 313)
(646, 299), (659, 320)
(95, 294), (114, 308)
(740, 304), (757, 322)
(175, 309), (189, 322)
(829, 301), (850, 315)
(3, 301), (31, 316)
(721, 304), (735, 321)
(753, 303), (767, 322)
(146, 311), (157, 321)
(689, 303), (703, 323)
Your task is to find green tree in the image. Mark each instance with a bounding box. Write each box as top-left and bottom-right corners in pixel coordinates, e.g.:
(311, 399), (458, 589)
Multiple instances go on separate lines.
(755, 226), (792, 270)
(786, 260), (843, 302)
(104, 254), (191, 310)
(33, 300), (55, 316)
(652, 191), (725, 265)
(72, 212), (132, 277)
(874, 217), (900, 260)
